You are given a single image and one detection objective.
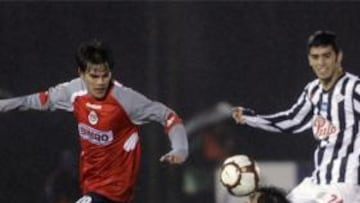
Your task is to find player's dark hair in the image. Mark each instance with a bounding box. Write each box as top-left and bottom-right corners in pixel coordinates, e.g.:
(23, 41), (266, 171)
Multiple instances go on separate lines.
(76, 39), (114, 72)
(307, 30), (340, 54)
(257, 186), (290, 203)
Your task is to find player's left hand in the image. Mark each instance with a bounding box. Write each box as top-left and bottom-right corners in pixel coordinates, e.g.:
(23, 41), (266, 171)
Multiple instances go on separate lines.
(160, 149), (187, 164)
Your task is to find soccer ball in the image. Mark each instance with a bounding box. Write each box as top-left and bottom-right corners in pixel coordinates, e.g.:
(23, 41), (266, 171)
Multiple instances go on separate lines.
(219, 154), (260, 196)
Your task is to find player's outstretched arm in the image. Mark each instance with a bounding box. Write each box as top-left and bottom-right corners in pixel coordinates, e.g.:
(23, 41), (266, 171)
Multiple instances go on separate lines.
(232, 87), (314, 134)
(160, 123), (188, 164)
(0, 93), (47, 112)
(112, 85), (189, 164)
(160, 148), (187, 164)
(0, 79), (77, 113)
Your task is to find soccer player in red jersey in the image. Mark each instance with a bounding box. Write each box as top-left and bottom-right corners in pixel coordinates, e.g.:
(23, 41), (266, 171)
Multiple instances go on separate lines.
(0, 39), (188, 203)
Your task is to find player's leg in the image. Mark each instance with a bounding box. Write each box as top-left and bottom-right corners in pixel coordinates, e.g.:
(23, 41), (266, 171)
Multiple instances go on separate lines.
(76, 192), (127, 203)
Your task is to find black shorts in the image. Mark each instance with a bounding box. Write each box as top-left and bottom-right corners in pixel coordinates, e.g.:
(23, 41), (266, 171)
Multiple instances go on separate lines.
(76, 192), (128, 203)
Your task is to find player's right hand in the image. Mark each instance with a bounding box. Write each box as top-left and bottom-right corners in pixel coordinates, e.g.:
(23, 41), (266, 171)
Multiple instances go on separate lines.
(160, 149), (187, 164)
(232, 107), (246, 124)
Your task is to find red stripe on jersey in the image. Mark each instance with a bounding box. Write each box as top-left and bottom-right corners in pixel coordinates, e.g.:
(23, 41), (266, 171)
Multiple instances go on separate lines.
(39, 91), (49, 105)
(164, 112), (182, 133)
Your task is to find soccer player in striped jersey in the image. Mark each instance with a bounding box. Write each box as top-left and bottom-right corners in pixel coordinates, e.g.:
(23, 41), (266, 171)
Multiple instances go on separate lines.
(0, 39), (189, 203)
(232, 30), (360, 203)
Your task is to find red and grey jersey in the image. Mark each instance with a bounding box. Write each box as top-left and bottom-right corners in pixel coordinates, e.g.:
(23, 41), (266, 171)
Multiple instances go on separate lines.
(0, 78), (188, 202)
(243, 72), (360, 185)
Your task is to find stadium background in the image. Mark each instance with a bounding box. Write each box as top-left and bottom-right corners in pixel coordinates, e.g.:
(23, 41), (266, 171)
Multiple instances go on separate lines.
(0, 2), (360, 203)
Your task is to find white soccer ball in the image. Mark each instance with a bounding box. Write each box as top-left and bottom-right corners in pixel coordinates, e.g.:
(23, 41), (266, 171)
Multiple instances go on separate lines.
(219, 154), (260, 196)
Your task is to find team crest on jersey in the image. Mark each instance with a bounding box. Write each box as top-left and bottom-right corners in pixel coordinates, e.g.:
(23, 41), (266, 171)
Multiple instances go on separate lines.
(312, 115), (338, 140)
(78, 123), (114, 145)
(88, 110), (99, 125)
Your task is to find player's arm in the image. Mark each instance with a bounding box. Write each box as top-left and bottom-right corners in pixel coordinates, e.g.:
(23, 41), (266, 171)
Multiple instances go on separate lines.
(158, 111), (188, 164)
(0, 80), (75, 112)
(134, 99), (188, 164)
(354, 82), (360, 115)
(233, 87), (314, 134)
(0, 92), (48, 112)
(114, 84), (188, 164)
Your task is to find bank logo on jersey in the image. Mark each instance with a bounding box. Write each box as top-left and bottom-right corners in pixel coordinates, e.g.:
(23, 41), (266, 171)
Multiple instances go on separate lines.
(88, 110), (99, 125)
(78, 123), (114, 145)
(312, 115), (338, 140)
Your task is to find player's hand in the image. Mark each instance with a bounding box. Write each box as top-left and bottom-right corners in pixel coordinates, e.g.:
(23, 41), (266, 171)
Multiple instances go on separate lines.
(160, 149), (187, 164)
(232, 107), (246, 124)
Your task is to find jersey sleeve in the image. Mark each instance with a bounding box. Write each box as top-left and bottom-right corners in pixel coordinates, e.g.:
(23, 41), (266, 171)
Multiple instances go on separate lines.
(0, 80), (77, 112)
(112, 84), (181, 129)
(354, 82), (360, 115)
(243, 86), (314, 134)
(112, 83), (188, 156)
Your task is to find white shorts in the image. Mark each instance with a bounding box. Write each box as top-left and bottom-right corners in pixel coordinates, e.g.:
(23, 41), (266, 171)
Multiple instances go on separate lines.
(287, 177), (360, 203)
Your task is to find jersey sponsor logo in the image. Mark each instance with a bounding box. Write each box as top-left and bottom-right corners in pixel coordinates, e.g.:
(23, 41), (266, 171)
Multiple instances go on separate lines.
(78, 123), (114, 145)
(86, 102), (102, 110)
(88, 110), (99, 125)
(312, 115), (338, 140)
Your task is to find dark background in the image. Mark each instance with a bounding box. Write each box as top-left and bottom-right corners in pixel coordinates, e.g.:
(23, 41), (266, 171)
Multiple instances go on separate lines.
(0, 2), (360, 203)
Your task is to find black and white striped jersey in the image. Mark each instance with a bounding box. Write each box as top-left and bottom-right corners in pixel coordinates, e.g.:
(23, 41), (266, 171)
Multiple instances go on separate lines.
(243, 72), (360, 185)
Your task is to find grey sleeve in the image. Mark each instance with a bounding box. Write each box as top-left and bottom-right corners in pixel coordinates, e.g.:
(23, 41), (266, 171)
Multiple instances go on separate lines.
(45, 81), (76, 111)
(0, 93), (45, 112)
(0, 79), (79, 112)
(113, 84), (188, 154)
(168, 124), (189, 158)
(113, 85), (170, 125)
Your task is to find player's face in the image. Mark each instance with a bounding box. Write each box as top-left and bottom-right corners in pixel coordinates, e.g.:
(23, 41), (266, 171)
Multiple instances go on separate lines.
(80, 63), (112, 100)
(308, 45), (342, 82)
